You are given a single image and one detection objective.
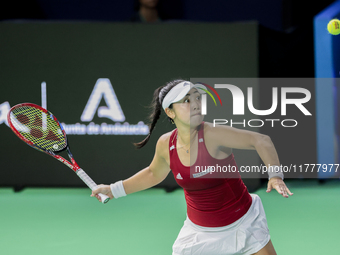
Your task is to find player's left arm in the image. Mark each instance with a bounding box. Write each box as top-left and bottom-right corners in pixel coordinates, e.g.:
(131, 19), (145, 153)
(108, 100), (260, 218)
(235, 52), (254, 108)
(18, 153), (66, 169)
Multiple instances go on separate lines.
(205, 123), (293, 198)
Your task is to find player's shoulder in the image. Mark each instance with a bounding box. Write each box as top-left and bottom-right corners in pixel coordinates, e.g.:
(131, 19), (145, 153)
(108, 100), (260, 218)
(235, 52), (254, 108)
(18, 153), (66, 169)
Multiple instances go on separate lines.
(157, 129), (175, 148)
(154, 129), (175, 158)
(203, 121), (235, 138)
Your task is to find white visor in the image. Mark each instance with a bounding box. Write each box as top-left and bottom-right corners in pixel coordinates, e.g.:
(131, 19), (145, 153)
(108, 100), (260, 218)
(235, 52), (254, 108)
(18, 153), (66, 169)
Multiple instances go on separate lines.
(161, 81), (207, 110)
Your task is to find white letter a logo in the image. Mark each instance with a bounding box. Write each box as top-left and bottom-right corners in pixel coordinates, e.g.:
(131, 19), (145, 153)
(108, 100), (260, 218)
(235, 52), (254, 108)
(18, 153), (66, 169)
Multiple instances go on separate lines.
(81, 79), (125, 122)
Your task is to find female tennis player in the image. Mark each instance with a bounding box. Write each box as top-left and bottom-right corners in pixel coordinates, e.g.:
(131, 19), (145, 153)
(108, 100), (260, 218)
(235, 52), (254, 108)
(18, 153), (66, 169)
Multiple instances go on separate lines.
(92, 79), (293, 255)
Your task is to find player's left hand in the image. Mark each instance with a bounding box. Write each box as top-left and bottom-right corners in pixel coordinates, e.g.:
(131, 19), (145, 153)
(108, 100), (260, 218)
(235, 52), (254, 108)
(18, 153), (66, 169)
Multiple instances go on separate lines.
(266, 177), (293, 198)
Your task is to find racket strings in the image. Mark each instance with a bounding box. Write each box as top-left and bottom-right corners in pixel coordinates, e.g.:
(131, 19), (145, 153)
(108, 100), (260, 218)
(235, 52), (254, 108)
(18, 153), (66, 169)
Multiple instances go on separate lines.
(9, 106), (67, 152)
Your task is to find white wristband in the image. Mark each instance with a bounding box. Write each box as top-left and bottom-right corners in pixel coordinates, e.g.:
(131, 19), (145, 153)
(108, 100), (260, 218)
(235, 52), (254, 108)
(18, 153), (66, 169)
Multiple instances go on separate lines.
(110, 181), (127, 199)
(268, 165), (284, 180)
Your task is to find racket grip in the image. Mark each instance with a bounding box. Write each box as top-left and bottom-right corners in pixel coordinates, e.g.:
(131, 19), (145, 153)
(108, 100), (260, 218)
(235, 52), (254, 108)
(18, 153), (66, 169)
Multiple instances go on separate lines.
(76, 169), (110, 204)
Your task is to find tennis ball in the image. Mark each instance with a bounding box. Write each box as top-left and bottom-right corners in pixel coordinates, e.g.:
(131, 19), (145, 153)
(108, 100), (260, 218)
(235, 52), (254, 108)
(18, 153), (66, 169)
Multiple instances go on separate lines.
(327, 19), (340, 35)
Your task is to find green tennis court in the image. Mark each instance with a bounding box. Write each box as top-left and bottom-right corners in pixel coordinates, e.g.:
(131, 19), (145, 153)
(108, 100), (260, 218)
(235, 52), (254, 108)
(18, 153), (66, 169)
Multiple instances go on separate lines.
(0, 179), (339, 255)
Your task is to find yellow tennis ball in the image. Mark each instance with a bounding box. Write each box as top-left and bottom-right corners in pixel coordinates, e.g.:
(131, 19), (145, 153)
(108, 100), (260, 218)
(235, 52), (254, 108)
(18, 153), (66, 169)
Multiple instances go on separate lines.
(327, 19), (340, 35)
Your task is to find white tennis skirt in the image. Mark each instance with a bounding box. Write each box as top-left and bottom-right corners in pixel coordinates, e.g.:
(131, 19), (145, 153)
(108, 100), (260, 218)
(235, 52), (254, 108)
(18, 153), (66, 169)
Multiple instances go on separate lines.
(172, 194), (270, 255)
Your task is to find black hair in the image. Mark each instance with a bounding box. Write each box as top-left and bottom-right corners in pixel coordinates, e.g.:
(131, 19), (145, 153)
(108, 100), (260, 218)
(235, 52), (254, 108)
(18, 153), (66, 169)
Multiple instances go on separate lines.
(134, 79), (185, 149)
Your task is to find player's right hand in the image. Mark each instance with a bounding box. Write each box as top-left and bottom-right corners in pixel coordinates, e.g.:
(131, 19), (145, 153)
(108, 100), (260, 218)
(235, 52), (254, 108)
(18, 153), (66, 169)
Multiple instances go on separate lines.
(91, 184), (114, 202)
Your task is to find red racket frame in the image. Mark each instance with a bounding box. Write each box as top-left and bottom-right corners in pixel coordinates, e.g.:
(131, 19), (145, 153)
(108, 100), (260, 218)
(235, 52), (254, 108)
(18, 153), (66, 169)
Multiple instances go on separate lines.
(7, 103), (110, 204)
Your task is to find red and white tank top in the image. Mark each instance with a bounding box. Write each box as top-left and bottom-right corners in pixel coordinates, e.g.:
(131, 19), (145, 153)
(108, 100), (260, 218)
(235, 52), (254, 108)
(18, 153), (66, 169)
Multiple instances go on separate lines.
(169, 122), (252, 227)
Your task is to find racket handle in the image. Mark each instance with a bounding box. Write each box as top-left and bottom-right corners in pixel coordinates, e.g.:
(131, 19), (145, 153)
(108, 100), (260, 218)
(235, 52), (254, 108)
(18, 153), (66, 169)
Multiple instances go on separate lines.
(76, 169), (110, 204)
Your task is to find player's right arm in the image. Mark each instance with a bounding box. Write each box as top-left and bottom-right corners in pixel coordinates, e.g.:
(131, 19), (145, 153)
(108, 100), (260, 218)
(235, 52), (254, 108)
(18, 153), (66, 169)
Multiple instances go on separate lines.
(123, 134), (171, 195)
(91, 134), (171, 200)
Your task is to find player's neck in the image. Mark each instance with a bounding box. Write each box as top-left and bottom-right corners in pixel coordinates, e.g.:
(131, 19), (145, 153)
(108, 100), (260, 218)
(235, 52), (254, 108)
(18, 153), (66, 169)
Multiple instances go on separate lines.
(176, 125), (198, 146)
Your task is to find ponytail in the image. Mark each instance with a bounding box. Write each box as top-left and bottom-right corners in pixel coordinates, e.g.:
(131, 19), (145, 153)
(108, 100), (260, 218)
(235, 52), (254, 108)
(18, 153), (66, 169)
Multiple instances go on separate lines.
(134, 86), (163, 149)
(134, 79), (184, 149)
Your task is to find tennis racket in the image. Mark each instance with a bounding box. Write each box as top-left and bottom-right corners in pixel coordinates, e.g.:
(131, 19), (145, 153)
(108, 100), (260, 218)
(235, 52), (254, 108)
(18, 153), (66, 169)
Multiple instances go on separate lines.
(7, 103), (110, 204)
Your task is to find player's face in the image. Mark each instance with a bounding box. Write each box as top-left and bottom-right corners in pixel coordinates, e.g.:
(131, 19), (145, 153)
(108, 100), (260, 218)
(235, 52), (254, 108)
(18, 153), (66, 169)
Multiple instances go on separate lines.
(172, 88), (204, 128)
